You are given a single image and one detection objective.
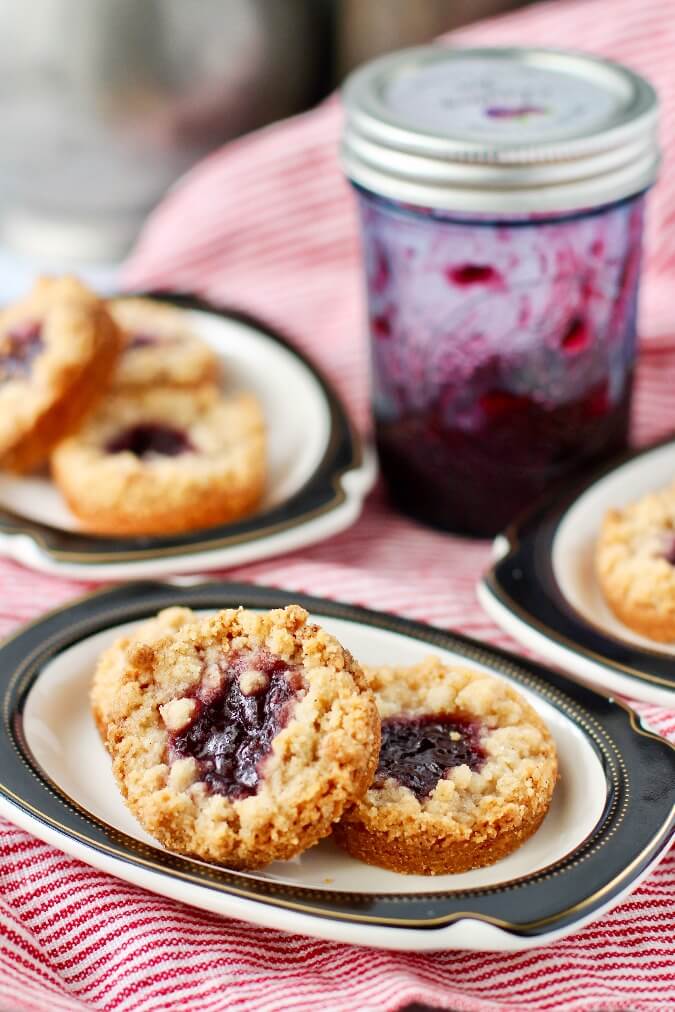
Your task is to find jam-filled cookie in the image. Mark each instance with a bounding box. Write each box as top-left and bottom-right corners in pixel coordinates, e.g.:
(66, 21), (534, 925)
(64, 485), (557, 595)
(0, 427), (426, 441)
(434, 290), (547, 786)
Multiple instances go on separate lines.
(109, 297), (219, 391)
(92, 607), (197, 745)
(596, 483), (675, 641)
(0, 276), (122, 473)
(107, 606), (380, 868)
(334, 657), (557, 875)
(51, 385), (266, 535)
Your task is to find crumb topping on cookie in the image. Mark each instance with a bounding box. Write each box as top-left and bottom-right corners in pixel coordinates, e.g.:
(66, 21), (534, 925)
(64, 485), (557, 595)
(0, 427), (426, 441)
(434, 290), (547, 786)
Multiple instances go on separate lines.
(91, 606), (197, 743)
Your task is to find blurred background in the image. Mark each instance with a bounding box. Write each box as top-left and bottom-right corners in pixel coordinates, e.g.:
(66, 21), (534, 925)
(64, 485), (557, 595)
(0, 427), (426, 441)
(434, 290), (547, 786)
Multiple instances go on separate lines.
(0, 0), (533, 282)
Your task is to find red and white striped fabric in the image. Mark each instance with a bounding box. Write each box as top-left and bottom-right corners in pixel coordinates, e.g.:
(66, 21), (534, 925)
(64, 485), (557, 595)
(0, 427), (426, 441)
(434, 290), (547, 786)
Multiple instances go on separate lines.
(2, 0), (675, 1008)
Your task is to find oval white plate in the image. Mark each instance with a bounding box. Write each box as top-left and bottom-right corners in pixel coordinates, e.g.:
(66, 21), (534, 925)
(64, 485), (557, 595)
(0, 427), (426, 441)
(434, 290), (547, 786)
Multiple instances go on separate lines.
(1, 583), (672, 951)
(0, 298), (375, 579)
(479, 438), (675, 706)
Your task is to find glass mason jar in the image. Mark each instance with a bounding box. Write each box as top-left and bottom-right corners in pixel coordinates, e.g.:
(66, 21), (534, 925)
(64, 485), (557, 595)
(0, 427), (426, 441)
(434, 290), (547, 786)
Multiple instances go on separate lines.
(342, 47), (659, 537)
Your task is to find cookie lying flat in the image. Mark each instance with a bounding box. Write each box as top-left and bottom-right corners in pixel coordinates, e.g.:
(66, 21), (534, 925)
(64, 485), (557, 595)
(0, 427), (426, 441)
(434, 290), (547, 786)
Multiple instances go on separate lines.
(51, 385), (266, 535)
(596, 484), (675, 641)
(107, 606), (380, 868)
(0, 276), (122, 473)
(334, 658), (557, 875)
(109, 297), (219, 391)
(92, 607), (197, 744)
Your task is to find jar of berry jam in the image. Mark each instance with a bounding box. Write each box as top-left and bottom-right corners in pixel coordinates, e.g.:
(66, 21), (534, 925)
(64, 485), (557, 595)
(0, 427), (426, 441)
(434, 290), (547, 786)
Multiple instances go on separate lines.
(342, 47), (659, 536)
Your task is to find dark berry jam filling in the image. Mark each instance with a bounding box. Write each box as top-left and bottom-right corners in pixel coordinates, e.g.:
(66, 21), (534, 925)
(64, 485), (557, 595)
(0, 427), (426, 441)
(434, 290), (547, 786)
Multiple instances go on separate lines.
(127, 332), (159, 350)
(170, 650), (304, 799)
(0, 320), (43, 382)
(105, 423), (193, 458)
(375, 714), (485, 800)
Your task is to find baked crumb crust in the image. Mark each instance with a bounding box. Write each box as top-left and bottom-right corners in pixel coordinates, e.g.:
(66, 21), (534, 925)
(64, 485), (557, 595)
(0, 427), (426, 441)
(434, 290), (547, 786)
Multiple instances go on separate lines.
(109, 297), (219, 390)
(91, 607), (198, 745)
(0, 276), (122, 473)
(107, 606), (380, 868)
(334, 657), (558, 875)
(596, 485), (675, 641)
(51, 385), (266, 535)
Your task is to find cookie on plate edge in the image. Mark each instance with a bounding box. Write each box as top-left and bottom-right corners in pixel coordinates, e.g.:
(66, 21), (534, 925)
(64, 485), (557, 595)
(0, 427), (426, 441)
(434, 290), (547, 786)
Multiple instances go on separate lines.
(596, 483), (675, 641)
(334, 657), (558, 875)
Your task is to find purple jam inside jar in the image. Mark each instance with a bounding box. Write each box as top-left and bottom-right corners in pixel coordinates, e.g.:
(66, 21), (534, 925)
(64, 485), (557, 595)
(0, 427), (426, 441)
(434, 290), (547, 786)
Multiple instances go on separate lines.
(343, 46), (658, 536)
(356, 191), (643, 536)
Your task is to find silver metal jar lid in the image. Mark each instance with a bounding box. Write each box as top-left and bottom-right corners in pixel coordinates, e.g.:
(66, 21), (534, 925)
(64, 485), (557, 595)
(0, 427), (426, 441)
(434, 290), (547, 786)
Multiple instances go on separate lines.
(341, 46), (660, 214)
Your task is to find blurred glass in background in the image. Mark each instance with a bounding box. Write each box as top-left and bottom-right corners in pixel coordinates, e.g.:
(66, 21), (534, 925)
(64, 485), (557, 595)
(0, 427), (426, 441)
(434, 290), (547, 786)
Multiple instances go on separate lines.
(0, 0), (530, 265)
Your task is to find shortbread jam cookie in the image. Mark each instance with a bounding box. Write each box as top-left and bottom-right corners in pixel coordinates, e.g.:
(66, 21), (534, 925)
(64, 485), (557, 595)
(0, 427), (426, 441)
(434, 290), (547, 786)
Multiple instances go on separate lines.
(91, 607), (197, 744)
(51, 385), (266, 535)
(107, 606), (380, 867)
(334, 658), (557, 875)
(0, 276), (122, 473)
(595, 483), (675, 641)
(109, 297), (219, 390)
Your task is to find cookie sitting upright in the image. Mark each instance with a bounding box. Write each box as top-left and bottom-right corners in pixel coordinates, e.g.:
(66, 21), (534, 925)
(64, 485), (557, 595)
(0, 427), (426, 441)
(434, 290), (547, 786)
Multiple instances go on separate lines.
(107, 606), (380, 868)
(0, 276), (122, 473)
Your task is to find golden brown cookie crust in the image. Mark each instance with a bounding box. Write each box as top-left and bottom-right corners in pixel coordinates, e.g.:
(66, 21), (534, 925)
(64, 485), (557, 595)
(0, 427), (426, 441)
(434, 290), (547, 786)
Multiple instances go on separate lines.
(333, 805), (549, 875)
(335, 658), (558, 875)
(107, 606), (380, 868)
(51, 385), (266, 535)
(0, 276), (122, 473)
(596, 487), (675, 641)
(91, 607), (198, 745)
(109, 297), (219, 390)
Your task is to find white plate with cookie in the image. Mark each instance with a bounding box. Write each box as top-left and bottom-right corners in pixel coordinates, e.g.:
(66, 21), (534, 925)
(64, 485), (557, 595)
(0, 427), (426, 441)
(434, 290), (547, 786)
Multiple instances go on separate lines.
(0, 582), (672, 951)
(0, 292), (375, 580)
(479, 437), (675, 706)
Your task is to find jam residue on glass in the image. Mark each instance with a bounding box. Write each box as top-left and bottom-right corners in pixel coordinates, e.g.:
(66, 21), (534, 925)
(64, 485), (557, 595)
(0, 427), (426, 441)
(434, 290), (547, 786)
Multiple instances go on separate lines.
(0, 320), (43, 382)
(170, 650), (304, 799)
(447, 264), (501, 287)
(375, 713), (485, 800)
(105, 423), (194, 458)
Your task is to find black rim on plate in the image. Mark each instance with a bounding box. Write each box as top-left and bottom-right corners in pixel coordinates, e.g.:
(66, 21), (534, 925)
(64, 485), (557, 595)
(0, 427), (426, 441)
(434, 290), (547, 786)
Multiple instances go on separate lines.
(0, 294), (362, 564)
(1, 581), (673, 937)
(483, 437), (675, 692)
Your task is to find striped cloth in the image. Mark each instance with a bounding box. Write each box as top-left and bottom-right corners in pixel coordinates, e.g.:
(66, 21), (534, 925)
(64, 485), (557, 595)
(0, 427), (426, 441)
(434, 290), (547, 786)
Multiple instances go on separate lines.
(2, 0), (675, 1008)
